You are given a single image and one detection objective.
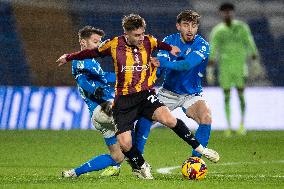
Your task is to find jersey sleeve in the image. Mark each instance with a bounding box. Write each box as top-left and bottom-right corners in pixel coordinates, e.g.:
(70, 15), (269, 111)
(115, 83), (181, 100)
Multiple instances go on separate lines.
(147, 35), (172, 52)
(76, 74), (97, 94)
(209, 26), (220, 61)
(66, 39), (113, 62)
(66, 49), (100, 62)
(156, 36), (172, 62)
(158, 40), (209, 71)
(97, 38), (114, 56)
(241, 23), (258, 56)
(73, 60), (103, 94)
(104, 72), (116, 83)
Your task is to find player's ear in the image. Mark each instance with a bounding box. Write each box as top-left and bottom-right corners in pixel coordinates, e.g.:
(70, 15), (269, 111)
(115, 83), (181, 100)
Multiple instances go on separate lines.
(176, 23), (181, 31)
(80, 39), (87, 48)
(124, 32), (129, 41)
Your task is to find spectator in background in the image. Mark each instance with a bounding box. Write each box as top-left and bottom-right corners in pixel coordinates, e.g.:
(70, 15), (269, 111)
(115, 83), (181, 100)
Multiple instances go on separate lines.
(207, 2), (258, 137)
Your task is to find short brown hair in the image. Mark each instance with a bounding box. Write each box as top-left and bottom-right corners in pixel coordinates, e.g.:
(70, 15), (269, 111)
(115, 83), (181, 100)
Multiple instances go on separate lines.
(78, 26), (105, 40)
(177, 10), (200, 24)
(122, 14), (146, 32)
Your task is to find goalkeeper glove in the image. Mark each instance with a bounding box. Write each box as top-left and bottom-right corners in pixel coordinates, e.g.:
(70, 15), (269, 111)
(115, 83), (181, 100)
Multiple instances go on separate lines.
(100, 101), (113, 117)
(94, 87), (104, 100)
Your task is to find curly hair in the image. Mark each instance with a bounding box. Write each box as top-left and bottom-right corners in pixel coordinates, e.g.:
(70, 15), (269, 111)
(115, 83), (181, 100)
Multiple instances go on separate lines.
(122, 14), (146, 32)
(177, 10), (200, 24)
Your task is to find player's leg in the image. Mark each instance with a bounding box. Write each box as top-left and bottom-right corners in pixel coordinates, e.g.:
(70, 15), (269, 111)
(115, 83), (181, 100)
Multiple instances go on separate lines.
(143, 91), (219, 163)
(236, 87), (246, 135)
(223, 88), (232, 137)
(113, 93), (153, 179)
(116, 130), (153, 179)
(100, 139), (124, 177)
(133, 117), (152, 154)
(219, 69), (233, 136)
(183, 98), (212, 157)
(70, 141), (122, 177)
(62, 104), (124, 178)
(92, 104), (124, 176)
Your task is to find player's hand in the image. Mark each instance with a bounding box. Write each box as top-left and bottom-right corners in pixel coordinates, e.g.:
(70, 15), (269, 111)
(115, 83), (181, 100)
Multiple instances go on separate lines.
(206, 66), (215, 85)
(56, 54), (68, 67)
(94, 87), (104, 100)
(150, 57), (160, 67)
(100, 101), (113, 117)
(208, 60), (215, 66)
(170, 45), (180, 56)
(251, 54), (257, 60)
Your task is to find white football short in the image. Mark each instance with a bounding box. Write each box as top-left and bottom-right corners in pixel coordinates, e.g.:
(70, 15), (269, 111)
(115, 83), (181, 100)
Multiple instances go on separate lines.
(91, 104), (116, 139)
(157, 88), (205, 111)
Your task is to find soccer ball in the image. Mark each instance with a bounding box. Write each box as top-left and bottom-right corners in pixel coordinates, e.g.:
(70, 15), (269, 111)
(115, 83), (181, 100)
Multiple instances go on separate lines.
(181, 157), (208, 180)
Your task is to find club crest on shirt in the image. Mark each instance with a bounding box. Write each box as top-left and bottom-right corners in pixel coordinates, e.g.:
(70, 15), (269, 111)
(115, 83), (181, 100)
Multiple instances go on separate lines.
(77, 61), (84, 69)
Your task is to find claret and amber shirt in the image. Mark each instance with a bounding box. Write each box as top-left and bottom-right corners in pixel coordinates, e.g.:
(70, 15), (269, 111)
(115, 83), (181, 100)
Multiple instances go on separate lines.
(66, 35), (172, 96)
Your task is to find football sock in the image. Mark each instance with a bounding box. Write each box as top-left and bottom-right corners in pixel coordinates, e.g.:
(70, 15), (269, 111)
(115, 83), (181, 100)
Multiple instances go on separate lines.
(224, 90), (231, 128)
(172, 118), (200, 149)
(123, 146), (145, 169)
(192, 124), (211, 157)
(74, 154), (119, 176)
(134, 117), (152, 154)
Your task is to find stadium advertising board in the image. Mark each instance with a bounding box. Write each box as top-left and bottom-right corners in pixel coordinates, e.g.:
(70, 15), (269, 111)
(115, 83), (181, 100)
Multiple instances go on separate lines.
(0, 87), (283, 130)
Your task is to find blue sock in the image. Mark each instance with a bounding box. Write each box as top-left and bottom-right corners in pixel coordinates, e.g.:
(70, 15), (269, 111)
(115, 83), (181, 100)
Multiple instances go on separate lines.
(134, 117), (152, 154)
(192, 124), (211, 157)
(74, 154), (119, 176)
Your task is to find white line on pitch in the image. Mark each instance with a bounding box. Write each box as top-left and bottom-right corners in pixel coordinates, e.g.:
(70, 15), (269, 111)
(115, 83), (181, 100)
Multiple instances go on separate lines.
(156, 160), (284, 174)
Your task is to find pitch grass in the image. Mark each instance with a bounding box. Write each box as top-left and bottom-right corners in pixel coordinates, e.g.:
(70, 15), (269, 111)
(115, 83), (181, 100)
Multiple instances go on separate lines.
(0, 129), (283, 189)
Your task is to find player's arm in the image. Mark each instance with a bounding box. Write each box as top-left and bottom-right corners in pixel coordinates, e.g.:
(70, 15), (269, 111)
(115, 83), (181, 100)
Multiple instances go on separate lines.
(156, 35), (172, 61)
(76, 74), (105, 100)
(104, 72), (116, 83)
(208, 27), (220, 65)
(66, 49), (100, 62)
(57, 49), (101, 66)
(206, 27), (219, 85)
(242, 23), (258, 58)
(157, 43), (209, 71)
(149, 35), (180, 56)
(57, 39), (112, 66)
(74, 60), (106, 98)
(76, 74), (97, 94)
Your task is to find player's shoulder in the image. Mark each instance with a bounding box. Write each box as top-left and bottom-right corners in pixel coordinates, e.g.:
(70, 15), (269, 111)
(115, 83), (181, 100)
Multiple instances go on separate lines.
(212, 22), (226, 32)
(233, 19), (247, 27)
(144, 34), (158, 43)
(194, 35), (209, 47)
(72, 59), (98, 70)
(98, 36), (118, 49)
(162, 33), (179, 43)
(234, 20), (250, 31)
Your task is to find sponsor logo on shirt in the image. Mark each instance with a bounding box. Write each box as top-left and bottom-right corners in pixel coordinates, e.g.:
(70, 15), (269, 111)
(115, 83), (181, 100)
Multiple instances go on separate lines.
(185, 48), (192, 55)
(121, 64), (150, 72)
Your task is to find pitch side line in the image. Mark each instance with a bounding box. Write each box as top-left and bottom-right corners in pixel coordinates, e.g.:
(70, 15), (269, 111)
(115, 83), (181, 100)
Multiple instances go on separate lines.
(156, 160), (284, 174)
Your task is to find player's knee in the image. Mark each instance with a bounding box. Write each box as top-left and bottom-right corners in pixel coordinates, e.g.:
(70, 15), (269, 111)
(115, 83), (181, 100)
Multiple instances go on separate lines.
(200, 112), (212, 124)
(160, 116), (177, 128)
(153, 106), (176, 128)
(117, 136), (132, 152)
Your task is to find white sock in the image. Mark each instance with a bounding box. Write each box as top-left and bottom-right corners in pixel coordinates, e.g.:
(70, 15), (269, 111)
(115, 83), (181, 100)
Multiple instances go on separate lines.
(194, 144), (205, 154)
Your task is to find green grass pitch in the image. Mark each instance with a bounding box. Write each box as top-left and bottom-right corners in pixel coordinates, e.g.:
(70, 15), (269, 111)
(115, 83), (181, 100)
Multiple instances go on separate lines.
(0, 129), (283, 189)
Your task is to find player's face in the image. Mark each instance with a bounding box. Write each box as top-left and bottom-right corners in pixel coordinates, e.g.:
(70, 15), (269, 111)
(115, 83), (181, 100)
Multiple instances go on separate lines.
(176, 20), (198, 42)
(80, 33), (102, 50)
(125, 27), (145, 47)
(220, 10), (234, 23)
